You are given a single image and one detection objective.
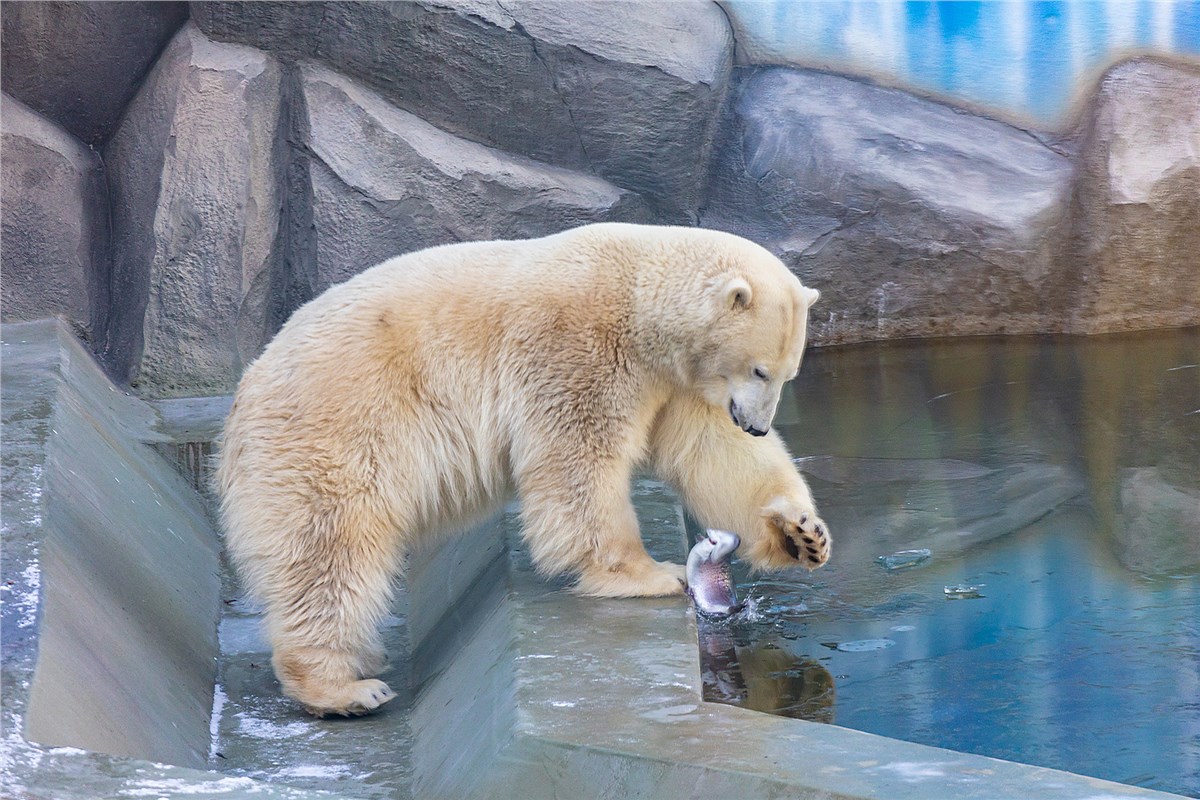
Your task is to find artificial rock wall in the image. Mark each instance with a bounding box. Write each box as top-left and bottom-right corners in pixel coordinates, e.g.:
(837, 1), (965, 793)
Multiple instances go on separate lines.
(2, 1), (1198, 397)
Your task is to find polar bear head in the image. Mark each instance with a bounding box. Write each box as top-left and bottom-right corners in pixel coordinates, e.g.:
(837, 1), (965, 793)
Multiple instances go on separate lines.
(684, 239), (820, 437)
(609, 223), (820, 435)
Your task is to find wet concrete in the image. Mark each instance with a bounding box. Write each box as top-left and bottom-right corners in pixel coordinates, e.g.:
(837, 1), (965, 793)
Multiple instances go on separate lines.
(1, 320), (332, 798)
(2, 320), (219, 767)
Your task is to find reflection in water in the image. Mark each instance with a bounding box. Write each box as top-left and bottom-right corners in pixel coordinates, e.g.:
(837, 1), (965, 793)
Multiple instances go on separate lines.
(698, 329), (1199, 796)
(699, 620), (836, 724)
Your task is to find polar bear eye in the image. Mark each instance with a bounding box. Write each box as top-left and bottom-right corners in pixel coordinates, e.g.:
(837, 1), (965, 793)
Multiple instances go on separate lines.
(753, 367), (770, 381)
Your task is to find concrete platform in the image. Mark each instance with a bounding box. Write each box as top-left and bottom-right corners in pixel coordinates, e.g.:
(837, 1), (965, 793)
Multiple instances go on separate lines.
(1, 319), (1182, 798)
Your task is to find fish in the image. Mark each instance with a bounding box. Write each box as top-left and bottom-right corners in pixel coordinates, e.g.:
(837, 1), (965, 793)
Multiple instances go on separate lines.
(686, 529), (744, 617)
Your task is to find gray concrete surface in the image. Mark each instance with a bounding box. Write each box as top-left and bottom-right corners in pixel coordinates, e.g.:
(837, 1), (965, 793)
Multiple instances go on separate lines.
(0, 319), (356, 799)
(1, 319), (220, 768)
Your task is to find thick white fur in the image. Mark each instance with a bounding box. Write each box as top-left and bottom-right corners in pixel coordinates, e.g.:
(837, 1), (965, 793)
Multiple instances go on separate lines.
(216, 223), (829, 716)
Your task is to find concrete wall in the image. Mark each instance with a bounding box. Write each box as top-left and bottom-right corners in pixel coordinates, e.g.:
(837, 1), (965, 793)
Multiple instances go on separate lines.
(1, 320), (221, 768)
(721, 0), (1200, 130)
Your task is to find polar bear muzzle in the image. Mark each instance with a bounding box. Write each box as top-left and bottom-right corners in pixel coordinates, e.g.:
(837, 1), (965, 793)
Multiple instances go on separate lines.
(729, 398), (770, 437)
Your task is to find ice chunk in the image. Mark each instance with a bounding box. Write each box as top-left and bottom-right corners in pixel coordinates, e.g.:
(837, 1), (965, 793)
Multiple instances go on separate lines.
(835, 639), (896, 652)
(944, 584), (985, 599)
(878, 548), (932, 570)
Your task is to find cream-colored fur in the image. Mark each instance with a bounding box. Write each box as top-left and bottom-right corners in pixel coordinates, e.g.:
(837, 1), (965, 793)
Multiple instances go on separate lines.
(216, 223), (829, 716)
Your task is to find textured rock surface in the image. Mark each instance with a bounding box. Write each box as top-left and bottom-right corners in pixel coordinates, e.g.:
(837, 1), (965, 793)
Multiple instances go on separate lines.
(294, 63), (650, 293)
(191, 0), (732, 220)
(0, 94), (108, 338)
(5, 5), (1196, 401)
(703, 67), (1075, 345)
(0, 1), (188, 145)
(1067, 58), (1200, 334)
(103, 23), (285, 397)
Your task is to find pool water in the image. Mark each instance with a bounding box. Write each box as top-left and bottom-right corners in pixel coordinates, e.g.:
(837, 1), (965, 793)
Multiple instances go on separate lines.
(698, 329), (1200, 796)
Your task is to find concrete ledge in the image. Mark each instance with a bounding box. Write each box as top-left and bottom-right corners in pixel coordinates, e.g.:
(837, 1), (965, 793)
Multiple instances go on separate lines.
(2, 320), (220, 768)
(0, 320), (334, 799)
(497, 561), (1177, 798)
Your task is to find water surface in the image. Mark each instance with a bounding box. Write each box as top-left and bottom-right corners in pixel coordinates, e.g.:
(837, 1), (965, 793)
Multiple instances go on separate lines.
(700, 329), (1200, 796)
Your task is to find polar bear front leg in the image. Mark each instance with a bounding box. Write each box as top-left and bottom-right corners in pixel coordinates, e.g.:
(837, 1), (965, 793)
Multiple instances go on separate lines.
(650, 394), (831, 573)
(516, 454), (686, 598)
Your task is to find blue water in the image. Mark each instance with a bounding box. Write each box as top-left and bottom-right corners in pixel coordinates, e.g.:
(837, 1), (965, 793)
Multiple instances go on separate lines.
(699, 330), (1200, 796)
(723, 0), (1200, 128)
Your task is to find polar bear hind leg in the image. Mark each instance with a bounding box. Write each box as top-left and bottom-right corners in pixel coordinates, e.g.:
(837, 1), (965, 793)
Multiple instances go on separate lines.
(251, 494), (402, 717)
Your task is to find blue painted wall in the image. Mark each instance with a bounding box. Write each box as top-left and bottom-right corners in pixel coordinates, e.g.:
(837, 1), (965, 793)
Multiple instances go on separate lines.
(723, 0), (1200, 128)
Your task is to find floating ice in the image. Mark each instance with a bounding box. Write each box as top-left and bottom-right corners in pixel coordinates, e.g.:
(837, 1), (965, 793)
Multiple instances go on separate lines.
(877, 549), (932, 570)
(944, 584), (985, 599)
(836, 639), (896, 652)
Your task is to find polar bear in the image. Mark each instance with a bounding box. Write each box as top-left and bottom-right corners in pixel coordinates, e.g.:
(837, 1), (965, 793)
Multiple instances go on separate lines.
(216, 223), (829, 716)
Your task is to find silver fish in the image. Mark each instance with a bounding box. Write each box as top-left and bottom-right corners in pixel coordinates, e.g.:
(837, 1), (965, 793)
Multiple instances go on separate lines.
(686, 529), (744, 617)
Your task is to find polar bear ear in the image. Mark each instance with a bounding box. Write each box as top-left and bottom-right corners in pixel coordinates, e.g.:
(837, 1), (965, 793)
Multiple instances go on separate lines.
(722, 277), (753, 310)
(801, 286), (820, 308)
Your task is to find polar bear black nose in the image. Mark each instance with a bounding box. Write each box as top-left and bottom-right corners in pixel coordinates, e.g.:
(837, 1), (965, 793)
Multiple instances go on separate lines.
(729, 400), (769, 436)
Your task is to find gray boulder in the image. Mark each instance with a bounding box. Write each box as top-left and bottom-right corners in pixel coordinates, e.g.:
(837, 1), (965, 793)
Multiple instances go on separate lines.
(294, 62), (650, 294)
(0, 93), (108, 339)
(0, 2), (188, 146)
(191, 0), (733, 220)
(1067, 58), (1200, 334)
(103, 23), (285, 397)
(703, 68), (1074, 345)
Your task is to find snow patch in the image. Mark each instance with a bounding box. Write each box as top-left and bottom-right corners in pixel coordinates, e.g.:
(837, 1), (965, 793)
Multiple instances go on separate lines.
(874, 761), (951, 781)
(208, 684), (227, 761)
(235, 712), (313, 740)
(274, 764), (354, 779)
(15, 562), (40, 629)
(120, 776), (261, 796)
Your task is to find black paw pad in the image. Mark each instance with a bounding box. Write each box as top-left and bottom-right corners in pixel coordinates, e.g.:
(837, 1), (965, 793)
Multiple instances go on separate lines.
(783, 534), (801, 559)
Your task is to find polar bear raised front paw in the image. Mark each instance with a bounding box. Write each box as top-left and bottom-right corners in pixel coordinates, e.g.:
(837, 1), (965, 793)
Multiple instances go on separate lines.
(756, 497), (831, 570)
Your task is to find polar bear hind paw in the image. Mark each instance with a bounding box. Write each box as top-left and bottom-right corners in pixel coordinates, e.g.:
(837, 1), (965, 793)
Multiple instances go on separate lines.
(302, 679), (397, 718)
